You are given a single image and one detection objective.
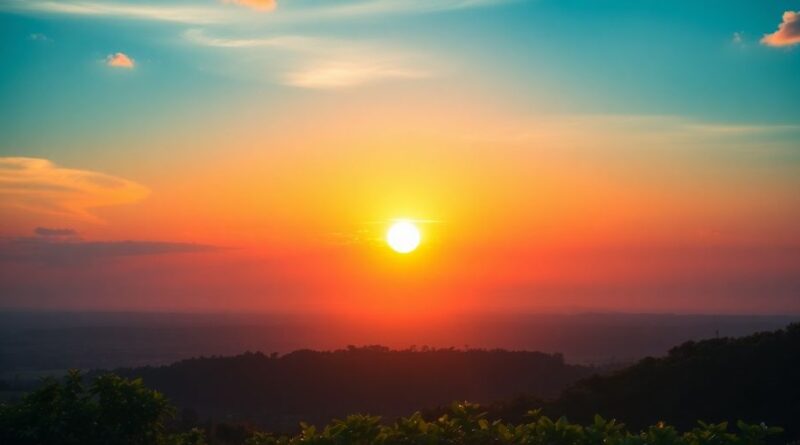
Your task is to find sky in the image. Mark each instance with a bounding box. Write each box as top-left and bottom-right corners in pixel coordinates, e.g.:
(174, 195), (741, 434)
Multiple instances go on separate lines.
(0, 0), (799, 317)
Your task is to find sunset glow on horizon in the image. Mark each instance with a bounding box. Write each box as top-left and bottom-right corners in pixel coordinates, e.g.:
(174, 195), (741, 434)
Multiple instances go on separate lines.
(1, 0), (799, 318)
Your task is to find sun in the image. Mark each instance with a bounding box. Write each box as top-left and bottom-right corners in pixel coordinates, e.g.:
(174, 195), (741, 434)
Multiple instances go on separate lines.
(387, 220), (421, 254)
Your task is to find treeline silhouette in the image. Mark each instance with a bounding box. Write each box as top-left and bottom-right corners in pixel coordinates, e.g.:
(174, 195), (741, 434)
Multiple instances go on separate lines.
(106, 346), (597, 431)
(0, 373), (784, 445)
(485, 323), (800, 440)
(2, 325), (798, 444)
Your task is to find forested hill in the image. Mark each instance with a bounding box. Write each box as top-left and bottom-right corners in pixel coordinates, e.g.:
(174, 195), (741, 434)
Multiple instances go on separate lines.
(109, 346), (597, 430)
(488, 323), (800, 440)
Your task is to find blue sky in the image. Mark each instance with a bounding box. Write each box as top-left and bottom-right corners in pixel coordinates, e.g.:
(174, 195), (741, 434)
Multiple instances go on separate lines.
(2, 0), (799, 152)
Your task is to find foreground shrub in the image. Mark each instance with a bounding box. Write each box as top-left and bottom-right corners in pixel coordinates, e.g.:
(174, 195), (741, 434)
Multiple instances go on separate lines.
(0, 370), (172, 445)
(0, 374), (784, 445)
(243, 402), (782, 445)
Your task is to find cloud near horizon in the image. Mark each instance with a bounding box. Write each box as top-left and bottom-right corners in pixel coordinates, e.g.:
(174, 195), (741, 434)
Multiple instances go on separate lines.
(106, 52), (135, 68)
(0, 233), (221, 265)
(35, 227), (79, 237)
(761, 11), (800, 47)
(0, 157), (149, 222)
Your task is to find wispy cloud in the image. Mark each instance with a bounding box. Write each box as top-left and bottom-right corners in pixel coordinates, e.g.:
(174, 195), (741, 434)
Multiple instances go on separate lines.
(761, 11), (800, 47)
(1, 0), (509, 24)
(184, 29), (315, 50)
(186, 28), (432, 89)
(280, 0), (513, 21)
(0, 0), (229, 24)
(682, 122), (800, 135)
(285, 62), (428, 89)
(106, 52), (135, 68)
(0, 157), (149, 222)
(463, 114), (800, 146)
(29, 32), (50, 42)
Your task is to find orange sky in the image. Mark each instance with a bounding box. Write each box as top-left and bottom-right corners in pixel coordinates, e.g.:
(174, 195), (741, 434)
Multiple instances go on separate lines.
(2, 1), (800, 316)
(2, 102), (799, 316)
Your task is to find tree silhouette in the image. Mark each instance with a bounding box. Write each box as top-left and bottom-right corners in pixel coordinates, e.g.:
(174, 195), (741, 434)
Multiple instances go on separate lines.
(0, 371), (172, 445)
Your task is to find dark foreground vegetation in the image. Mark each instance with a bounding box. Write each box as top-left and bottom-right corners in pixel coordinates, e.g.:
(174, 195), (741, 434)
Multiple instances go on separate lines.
(1, 324), (797, 444)
(0, 372), (784, 445)
(486, 323), (800, 438)
(108, 347), (598, 430)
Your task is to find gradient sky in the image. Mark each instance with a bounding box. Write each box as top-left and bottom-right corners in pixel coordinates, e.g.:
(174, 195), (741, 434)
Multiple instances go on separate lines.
(1, 0), (799, 317)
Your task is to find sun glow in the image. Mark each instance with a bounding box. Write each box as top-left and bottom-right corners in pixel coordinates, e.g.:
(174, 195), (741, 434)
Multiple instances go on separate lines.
(387, 220), (421, 254)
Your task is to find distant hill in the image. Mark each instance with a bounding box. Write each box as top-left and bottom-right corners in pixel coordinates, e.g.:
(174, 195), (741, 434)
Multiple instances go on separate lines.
(487, 323), (800, 440)
(108, 346), (598, 431)
(3, 312), (796, 377)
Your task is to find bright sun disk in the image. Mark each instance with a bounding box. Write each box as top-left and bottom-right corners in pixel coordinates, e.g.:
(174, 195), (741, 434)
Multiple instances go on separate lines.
(387, 220), (421, 253)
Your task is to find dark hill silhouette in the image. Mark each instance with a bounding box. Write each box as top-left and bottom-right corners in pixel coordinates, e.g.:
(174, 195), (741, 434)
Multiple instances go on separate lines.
(106, 346), (597, 431)
(486, 323), (800, 440)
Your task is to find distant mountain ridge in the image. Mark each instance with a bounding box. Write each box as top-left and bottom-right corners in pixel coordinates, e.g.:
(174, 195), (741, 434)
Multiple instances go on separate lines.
(486, 323), (800, 440)
(108, 346), (600, 431)
(3, 312), (796, 376)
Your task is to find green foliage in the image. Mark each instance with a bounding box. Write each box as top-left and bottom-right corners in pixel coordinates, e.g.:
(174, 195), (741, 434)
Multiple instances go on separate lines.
(92, 373), (173, 445)
(507, 323), (800, 439)
(0, 370), (173, 445)
(167, 428), (209, 445)
(237, 402), (783, 445)
(0, 372), (785, 445)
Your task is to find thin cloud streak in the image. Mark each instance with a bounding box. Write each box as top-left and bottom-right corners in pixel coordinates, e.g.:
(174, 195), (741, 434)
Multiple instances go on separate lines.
(35, 227), (79, 237)
(683, 123), (800, 135)
(285, 62), (428, 89)
(462, 114), (800, 145)
(0, 237), (221, 265)
(186, 29), (433, 89)
(184, 29), (318, 50)
(0, 0), (230, 24)
(1, 0), (511, 24)
(279, 0), (514, 21)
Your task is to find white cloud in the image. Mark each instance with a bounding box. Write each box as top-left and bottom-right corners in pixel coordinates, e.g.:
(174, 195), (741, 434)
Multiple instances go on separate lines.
(29, 33), (50, 42)
(285, 62), (428, 89)
(186, 29), (432, 89)
(1, 0), (229, 24)
(0, 0), (511, 24)
(279, 0), (513, 21)
(184, 29), (317, 50)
